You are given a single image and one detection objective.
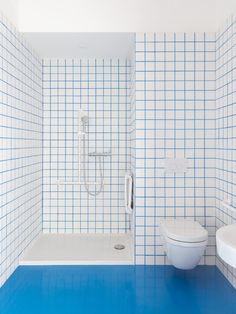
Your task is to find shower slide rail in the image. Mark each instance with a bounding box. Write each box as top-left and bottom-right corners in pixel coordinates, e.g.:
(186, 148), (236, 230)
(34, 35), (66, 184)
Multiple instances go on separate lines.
(55, 110), (111, 189)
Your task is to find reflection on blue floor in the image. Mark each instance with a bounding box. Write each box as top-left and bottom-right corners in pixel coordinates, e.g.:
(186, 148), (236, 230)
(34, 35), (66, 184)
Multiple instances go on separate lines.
(0, 266), (236, 314)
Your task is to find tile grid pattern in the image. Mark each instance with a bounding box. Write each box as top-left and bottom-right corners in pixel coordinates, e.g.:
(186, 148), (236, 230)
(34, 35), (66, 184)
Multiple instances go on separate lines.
(134, 32), (216, 265)
(216, 15), (236, 289)
(1, 10), (236, 290)
(0, 12), (43, 287)
(43, 59), (131, 233)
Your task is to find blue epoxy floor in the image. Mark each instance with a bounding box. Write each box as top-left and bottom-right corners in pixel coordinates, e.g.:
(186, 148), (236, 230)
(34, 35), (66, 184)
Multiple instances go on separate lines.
(0, 266), (236, 314)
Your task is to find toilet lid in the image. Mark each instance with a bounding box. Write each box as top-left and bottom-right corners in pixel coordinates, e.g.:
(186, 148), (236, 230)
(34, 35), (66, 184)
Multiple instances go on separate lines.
(160, 220), (208, 243)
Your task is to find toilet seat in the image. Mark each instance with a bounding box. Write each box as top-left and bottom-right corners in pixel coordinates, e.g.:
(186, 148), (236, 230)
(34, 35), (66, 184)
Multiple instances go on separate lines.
(160, 220), (208, 243)
(165, 236), (208, 248)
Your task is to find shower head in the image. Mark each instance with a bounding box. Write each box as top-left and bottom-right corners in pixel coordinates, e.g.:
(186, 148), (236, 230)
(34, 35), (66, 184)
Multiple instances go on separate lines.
(82, 115), (89, 124)
(78, 109), (89, 125)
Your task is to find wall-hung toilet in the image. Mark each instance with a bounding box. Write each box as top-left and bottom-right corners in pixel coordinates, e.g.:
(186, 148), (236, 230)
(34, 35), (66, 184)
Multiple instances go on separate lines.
(160, 219), (208, 270)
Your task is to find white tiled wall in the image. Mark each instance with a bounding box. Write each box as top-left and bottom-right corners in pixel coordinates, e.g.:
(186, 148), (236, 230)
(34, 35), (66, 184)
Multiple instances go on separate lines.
(42, 59), (131, 233)
(1, 5), (236, 290)
(0, 12), (42, 286)
(216, 15), (236, 289)
(133, 33), (216, 265)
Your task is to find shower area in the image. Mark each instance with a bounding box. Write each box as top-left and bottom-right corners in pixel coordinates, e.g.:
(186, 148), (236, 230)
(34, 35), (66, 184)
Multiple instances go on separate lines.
(20, 38), (134, 265)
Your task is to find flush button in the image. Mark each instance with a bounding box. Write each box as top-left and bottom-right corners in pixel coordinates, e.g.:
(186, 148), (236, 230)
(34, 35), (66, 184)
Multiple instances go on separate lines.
(163, 158), (188, 173)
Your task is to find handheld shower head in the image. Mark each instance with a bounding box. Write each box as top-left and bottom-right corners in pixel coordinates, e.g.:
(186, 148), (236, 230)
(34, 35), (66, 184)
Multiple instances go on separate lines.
(81, 115), (89, 124)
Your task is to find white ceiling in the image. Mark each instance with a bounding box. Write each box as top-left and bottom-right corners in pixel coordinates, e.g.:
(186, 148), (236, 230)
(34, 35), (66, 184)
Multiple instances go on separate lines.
(0, 0), (19, 27)
(1, 0), (236, 33)
(18, 0), (236, 33)
(2, 0), (236, 59)
(23, 33), (134, 59)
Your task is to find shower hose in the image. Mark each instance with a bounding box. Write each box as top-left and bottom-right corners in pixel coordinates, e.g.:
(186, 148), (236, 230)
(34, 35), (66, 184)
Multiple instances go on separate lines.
(82, 133), (104, 196)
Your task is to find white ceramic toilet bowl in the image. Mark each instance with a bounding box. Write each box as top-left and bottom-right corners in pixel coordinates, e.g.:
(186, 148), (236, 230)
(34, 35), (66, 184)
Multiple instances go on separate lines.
(160, 219), (208, 270)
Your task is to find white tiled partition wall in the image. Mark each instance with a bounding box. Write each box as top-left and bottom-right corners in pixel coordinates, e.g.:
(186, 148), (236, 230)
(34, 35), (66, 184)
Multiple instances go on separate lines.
(133, 32), (216, 265)
(216, 15), (236, 288)
(43, 59), (131, 233)
(130, 48), (136, 237)
(0, 13), (43, 286)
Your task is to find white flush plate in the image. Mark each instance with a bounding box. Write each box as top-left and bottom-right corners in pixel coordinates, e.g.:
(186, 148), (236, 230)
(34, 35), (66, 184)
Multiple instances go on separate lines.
(163, 158), (188, 173)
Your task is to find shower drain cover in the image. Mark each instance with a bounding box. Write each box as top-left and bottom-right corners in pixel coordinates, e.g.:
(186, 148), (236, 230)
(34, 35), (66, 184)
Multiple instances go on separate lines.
(114, 244), (125, 250)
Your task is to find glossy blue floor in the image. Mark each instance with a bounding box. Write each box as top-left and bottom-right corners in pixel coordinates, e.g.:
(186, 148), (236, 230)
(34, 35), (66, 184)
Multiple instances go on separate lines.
(0, 266), (235, 314)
